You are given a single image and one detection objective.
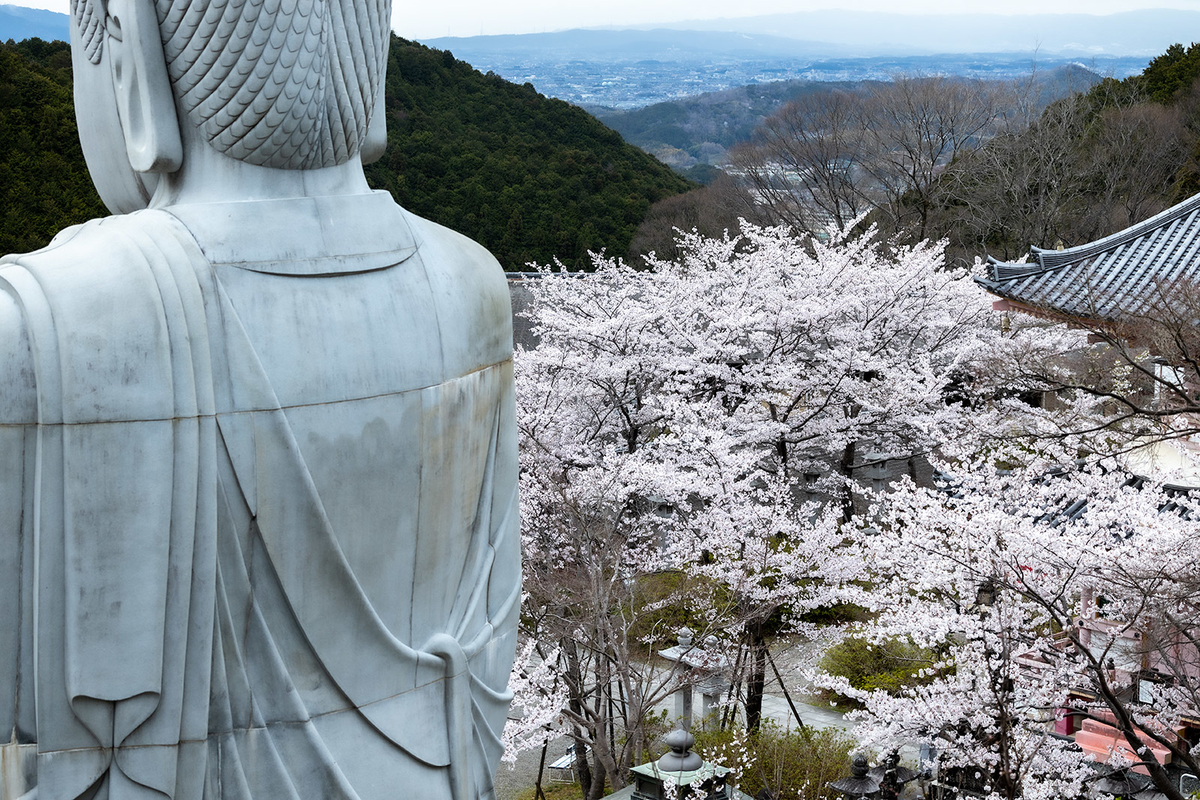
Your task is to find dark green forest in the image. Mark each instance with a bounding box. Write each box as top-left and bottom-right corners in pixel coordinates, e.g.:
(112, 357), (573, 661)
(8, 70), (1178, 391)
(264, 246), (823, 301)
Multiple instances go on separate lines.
(0, 36), (692, 268)
(0, 38), (105, 255)
(1139, 42), (1200, 104)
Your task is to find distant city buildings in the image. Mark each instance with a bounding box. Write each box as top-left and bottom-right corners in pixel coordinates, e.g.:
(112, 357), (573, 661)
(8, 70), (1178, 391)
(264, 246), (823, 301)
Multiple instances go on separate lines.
(437, 54), (1148, 110)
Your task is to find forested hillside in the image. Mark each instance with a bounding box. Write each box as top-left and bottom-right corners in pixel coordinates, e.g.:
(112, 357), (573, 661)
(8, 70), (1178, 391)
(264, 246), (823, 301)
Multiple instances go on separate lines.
(596, 63), (1102, 175)
(592, 80), (863, 173)
(927, 41), (1200, 262)
(0, 38), (105, 254)
(365, 38), (691, 269)
(0, 36), (692, 268)
(628, 42), (1200, 267)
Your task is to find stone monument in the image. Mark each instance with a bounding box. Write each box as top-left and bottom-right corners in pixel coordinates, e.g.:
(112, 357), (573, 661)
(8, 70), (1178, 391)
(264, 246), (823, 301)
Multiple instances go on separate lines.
(0, 0), (521, 797)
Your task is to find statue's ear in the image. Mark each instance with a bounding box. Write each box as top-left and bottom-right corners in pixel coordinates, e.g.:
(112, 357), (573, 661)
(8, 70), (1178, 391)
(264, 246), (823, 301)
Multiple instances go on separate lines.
(360, 83), (388, 165)
(105, 0), (181, 173)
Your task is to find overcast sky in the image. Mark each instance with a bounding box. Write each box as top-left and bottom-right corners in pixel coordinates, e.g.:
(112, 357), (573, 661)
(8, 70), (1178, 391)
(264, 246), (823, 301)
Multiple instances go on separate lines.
(7, 0), (1199, 39)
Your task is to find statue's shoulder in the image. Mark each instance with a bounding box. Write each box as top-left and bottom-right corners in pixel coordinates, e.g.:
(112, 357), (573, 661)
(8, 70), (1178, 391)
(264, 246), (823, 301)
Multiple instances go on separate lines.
(2, 210), (191, 279)
(0, 211), (194, 317)
(0, 265), (36, 425)
(402, 210), (515, 365)
(404, 210), (509, 298)
(0, 211), (197, 426)
(0, 219), (120, 426)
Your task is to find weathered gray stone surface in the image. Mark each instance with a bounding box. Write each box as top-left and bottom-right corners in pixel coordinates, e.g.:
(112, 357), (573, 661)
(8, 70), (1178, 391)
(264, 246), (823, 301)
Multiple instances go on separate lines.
(0, 0), (520, 798)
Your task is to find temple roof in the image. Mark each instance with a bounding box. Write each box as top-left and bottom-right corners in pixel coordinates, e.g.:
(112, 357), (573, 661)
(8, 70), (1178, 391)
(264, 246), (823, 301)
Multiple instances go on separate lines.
(976, 193), (1200, 321)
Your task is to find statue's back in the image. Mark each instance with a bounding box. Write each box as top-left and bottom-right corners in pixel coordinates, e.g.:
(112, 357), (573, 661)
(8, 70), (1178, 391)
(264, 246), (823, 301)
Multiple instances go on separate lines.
(0, 191), (520, 800)
(0, 0), (521, 793)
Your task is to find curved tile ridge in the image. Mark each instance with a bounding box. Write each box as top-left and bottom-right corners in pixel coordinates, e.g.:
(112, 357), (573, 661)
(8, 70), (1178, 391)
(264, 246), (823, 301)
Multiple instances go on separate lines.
(987, 258), (1046, 282)
(1032, 193), (1200, 269)
(981, 192), (1200, 288)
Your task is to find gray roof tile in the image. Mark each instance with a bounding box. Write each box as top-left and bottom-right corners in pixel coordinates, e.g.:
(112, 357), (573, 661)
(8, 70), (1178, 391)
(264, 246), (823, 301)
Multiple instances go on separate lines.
(977, 193), (1200, 320)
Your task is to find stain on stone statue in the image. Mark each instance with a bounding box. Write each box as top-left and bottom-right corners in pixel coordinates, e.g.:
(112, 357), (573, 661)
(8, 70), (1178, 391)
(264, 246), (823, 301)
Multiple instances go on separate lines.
(0, 0), (521, 798)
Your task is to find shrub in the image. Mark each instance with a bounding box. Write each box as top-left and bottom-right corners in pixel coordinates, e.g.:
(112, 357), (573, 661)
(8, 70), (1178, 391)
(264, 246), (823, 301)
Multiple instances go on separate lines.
(691, 723), (854, 800)
(818, 636), (937, 706)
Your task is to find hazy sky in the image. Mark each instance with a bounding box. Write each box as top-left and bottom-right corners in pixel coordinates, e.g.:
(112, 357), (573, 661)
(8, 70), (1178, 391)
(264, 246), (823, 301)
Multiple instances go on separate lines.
(6, 0), (1200, 39)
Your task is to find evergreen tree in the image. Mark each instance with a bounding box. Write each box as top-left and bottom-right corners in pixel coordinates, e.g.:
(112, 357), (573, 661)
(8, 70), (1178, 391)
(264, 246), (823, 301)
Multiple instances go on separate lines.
(0, 39), (106, 255)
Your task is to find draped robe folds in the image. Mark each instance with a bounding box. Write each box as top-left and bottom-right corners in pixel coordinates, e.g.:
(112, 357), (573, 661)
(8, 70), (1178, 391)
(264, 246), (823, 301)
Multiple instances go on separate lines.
(0, 193), (521, 800)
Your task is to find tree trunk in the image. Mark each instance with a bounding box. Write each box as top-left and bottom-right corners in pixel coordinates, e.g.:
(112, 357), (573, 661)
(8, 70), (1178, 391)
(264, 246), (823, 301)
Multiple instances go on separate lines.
(585, 760), (607, 800)
(575, 735), (595, 800)
(745, 621), (767, 733)
(838, 439), (857, 523)
(563, 640), (595, 800)
(722, 642), (744, 732)
(534, 742), (549, 800)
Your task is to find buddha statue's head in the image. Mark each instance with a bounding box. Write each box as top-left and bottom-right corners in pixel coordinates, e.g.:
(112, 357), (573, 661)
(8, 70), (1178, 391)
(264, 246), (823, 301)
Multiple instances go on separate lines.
(69, 0), (391, 213)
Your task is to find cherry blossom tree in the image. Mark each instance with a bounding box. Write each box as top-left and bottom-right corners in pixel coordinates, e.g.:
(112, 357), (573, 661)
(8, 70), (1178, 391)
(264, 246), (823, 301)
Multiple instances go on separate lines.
(511, 257), (726, 800)
(505, 220), (1063, 793)
(817, 444), (1200, 800)
(1003, 278), (1200, 451)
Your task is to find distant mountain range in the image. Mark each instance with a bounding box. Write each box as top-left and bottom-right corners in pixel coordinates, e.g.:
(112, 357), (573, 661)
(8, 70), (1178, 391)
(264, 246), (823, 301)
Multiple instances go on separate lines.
(418, 11), (1180, 107)
(0, 4), (67, 42)
(424, 28), (859, 63)
(4, 5), (1193, 58)
(606, 9), (1200, 57)
(0, 5), (1181, 110)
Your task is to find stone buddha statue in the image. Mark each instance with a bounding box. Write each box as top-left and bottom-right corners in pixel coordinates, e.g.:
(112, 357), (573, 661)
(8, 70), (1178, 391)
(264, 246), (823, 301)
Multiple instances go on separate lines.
(0, 0), (520, 798)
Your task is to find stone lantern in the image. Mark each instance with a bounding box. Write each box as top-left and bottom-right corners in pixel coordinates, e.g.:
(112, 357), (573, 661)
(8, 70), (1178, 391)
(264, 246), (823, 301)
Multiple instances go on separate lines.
(830, 754), (881, 800)
(609, 729), (752, 800)
(658, 630), (731, 730)
(867, 750), (918, 800)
